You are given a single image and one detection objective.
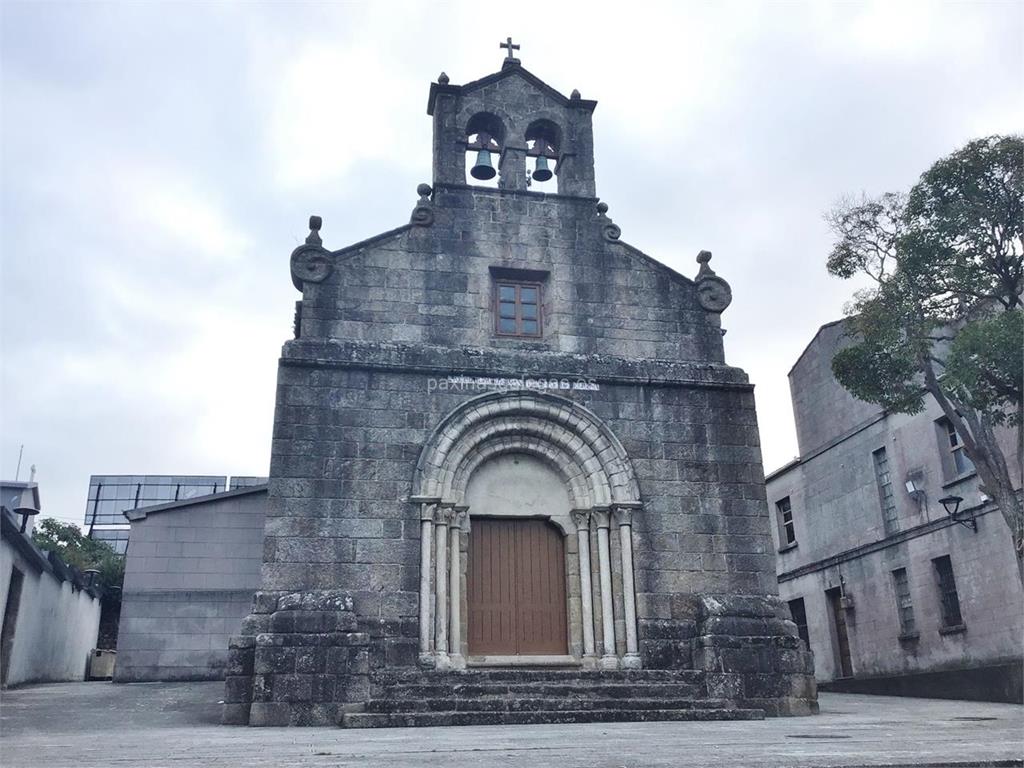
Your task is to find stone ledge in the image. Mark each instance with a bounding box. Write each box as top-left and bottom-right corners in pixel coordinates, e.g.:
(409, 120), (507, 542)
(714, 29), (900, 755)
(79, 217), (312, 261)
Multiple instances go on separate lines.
(280, 339), (752, 390)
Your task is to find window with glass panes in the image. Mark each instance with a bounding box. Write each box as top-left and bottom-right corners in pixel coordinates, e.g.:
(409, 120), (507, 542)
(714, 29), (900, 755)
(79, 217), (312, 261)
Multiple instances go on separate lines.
(776, 497), (796, 545)
(942, 419), (975, 477)
(891, 567), (916, 635)
(872, 447), (900, 535)
(932, 555), (964, 628)
(495, 282), (541, 337)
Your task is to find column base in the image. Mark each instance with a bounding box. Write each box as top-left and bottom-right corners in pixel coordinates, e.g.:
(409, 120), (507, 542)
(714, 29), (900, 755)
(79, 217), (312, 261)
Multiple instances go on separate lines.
(621, 652), (642, 670)
(434, 652), (452, 671)
(581, 654), (600, 670)
(450, 653), (466, 670)
(599, 654), (620, 670)
(418, 652), (437, 668)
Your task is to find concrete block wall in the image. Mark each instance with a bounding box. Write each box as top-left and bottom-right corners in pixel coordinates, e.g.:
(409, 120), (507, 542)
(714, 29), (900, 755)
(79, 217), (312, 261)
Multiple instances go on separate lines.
(789, 320), (881, 456)
(116, 489), (266, 681)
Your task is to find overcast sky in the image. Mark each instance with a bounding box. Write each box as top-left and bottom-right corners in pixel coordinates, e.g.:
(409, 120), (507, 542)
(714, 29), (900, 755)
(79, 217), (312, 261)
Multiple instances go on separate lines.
(2, 1), (1021, 526)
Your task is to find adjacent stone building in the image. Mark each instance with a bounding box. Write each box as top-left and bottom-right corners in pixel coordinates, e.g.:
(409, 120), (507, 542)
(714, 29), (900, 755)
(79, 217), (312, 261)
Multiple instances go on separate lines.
(223, 46), (817, 726)
(766, 320), (1023, 703)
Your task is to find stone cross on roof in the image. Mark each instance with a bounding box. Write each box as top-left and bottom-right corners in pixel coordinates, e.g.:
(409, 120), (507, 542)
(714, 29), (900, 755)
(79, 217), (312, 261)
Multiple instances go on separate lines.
(500, 37), (520, 61)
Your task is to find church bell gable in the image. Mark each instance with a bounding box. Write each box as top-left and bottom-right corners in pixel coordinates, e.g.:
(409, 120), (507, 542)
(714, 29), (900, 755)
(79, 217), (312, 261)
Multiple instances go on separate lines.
(427, 48), (598, 196)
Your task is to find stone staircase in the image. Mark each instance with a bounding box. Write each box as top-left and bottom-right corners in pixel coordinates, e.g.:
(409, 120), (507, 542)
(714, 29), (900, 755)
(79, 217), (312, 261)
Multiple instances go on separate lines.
(340, 668), (765, 727)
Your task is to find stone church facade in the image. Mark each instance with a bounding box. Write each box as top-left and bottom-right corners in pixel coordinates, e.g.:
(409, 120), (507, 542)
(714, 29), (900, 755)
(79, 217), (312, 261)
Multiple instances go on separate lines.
(223, 48), (817, 726)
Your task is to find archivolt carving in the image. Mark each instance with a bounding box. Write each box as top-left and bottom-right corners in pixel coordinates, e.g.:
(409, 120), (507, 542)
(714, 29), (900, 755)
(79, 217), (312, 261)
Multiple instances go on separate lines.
(412, 391), (640, 508)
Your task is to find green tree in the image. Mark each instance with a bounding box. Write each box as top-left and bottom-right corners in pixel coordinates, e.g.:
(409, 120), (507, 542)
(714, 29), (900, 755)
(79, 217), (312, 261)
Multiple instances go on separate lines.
(32, 517), (124, 592)
(826, 135), (1023, 582)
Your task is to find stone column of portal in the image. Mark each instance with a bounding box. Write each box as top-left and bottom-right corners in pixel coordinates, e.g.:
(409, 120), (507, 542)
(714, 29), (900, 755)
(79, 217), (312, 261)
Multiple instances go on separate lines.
(433, 505), (452, 670)
(614, 506), (641, 670)
(571, 509), (597, 666)
(449, 508), (467, 670)
(418, 502), (436, 665)
(593, 509), (619, 670)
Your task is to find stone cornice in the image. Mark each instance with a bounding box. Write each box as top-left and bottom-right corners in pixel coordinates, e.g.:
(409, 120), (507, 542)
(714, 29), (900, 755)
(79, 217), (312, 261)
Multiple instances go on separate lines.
(280, 339), (752, 391)
(776, 502), (1000, 583)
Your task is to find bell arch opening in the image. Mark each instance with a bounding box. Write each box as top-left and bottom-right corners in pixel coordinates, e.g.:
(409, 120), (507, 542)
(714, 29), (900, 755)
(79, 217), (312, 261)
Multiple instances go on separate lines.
(465, 112), (506, 188)
(525, 118), (561, 190)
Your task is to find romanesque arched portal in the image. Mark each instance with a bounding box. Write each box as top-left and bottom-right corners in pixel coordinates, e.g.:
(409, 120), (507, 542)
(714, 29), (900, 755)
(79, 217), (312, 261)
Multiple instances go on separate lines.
(410, 390), (642, 670)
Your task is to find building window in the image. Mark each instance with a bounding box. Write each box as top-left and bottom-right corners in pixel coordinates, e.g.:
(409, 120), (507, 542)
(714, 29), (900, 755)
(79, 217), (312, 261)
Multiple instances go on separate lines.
(494, 281), (542, 337)
(932, 555), (964, 628)
(937, 418), (975, 478)
(776, 497), (796, 546)
(891, 567), (917, 636)
(787, 597), (810, 650)
(872, 447), (900, 535)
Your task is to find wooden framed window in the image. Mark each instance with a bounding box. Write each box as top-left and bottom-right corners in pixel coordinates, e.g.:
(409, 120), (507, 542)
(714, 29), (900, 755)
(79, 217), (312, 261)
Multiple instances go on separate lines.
(776, 497), (796, 546)
(494, 281), (542, 337)
(937, 418), (975, 478)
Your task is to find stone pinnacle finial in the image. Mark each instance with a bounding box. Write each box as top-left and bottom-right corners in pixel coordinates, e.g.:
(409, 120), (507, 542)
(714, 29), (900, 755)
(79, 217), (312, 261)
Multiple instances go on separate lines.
(696, 250), (714, 277)
(438, 72), (449, 85)
(571, 89), (581, 101)
(306, 215), (323, 246)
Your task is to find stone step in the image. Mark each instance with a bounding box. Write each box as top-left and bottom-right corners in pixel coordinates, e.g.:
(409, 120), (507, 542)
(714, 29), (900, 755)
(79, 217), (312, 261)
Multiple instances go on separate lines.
(365, 697), (737, 713)
(374, 669), (706, 684)
(341, 708), (765, 728)
(381, 682), (707, 699)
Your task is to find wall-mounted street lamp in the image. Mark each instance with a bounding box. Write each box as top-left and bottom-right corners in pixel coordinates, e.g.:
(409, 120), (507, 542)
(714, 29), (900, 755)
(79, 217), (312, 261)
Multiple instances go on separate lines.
(13, 506), (39, 534)
(939, 494), (977, 532)
(83, 568), (101, 589)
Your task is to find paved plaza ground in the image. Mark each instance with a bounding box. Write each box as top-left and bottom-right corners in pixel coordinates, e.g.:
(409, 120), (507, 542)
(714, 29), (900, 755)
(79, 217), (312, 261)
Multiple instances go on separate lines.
(0, 681), (1021, 767)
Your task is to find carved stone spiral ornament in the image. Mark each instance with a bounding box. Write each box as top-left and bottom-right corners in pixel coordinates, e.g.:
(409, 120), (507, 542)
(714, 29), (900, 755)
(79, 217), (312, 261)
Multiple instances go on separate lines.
(596, 201), (621, 242)
(694, 249), (733, 313)
(289, 215), (333, 290)
(290, 246), (332, 289)
(410, 183), (435, 227)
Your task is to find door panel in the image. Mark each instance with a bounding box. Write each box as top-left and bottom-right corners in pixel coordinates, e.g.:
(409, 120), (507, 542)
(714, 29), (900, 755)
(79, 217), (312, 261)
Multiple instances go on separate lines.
(468, 518), (567, 656)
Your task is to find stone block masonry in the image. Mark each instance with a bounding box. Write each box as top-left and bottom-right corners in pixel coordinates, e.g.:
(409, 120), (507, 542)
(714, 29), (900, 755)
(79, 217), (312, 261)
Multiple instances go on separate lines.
(228, 55), (817, 725)
(223, 590), (368, 726)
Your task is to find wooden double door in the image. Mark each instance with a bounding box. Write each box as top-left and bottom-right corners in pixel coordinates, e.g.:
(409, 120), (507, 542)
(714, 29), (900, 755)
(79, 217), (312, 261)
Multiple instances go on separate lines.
(467, 518), (568, 656)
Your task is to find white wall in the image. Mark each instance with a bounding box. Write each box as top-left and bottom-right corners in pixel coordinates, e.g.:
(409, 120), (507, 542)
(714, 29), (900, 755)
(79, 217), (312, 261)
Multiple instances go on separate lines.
(0, 535), (101, 686)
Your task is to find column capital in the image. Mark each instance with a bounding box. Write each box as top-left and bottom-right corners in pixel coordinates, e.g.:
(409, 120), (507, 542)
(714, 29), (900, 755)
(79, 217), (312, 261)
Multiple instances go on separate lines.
(612, 506), (634, 527)
(434, 505), (455, 526)
(591, 508), (611, 530)
(419, 502), (438, 522)
(452, 507), (469, 529)
(571, 509), (591, 531)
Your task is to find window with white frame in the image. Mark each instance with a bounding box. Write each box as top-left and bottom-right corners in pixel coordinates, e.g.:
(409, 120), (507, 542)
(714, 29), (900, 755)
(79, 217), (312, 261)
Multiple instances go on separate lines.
(776, 497), (796, 546)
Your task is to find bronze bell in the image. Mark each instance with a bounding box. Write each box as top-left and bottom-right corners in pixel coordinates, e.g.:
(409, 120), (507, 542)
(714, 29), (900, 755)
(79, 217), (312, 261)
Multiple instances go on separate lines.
(470, 149), (496, 180)
(532, 155), (553, 182)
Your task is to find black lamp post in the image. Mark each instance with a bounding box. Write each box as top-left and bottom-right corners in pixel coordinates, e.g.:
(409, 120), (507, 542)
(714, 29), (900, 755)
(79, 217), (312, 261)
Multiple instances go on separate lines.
(939, 494), (976, 531)
(13, 506), (39, 534)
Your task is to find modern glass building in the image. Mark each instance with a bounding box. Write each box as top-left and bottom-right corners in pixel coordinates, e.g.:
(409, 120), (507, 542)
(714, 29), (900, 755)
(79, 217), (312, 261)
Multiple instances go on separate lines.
(85, 474), (266, 553)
